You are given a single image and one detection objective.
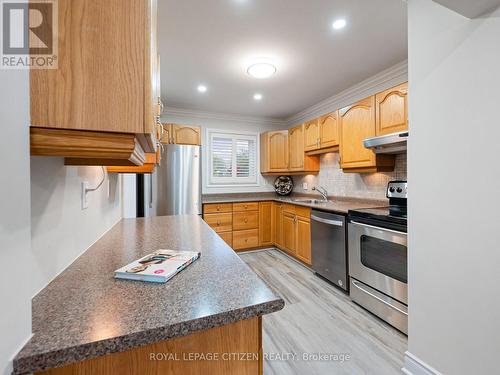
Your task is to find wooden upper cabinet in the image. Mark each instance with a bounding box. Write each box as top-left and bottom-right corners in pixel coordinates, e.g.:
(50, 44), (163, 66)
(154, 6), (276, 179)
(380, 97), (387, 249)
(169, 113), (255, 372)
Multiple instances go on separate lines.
(319, 111), (340, 148)
(160, 124), (201, 145)
(304, 119), (320, 151)
(288, 125), (305, 170)
(289, 124), (320, 173)
(375, 82), (408, 136)
(340, 96), (394, 172)
(172, 125), (201, 145)
(30, 0), (159, 152)
(260, 131), (289, 173)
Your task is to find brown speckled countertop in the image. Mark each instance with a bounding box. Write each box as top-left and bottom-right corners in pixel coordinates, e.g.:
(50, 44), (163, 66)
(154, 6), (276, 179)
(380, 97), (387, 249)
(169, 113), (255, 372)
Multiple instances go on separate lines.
(202, 192), (388, 214)
(13, 215), (284, 375)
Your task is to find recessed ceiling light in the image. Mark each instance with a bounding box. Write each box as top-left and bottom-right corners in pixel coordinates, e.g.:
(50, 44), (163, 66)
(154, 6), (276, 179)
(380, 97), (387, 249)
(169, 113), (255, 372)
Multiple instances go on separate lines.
(197, 84), (207, 93)
(253, 93), (263, 101)
(247, 60), (277, 79)
(332, 19), (347, 30)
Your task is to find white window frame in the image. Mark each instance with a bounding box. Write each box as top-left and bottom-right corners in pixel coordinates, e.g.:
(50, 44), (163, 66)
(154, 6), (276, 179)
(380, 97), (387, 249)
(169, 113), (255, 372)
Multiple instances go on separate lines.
(206, 129), (260, 187)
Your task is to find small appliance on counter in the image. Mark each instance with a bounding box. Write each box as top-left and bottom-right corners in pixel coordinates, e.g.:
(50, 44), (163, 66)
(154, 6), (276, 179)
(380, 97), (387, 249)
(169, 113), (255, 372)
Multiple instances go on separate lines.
(348, 180), (408, 334)
(274, 176), (293, 196)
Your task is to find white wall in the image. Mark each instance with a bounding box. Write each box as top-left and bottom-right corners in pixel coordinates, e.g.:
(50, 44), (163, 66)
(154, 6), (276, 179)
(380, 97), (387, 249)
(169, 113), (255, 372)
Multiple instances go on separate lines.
(0, 69), (32, 375)
(30, 158), (122, 291)
(406, 1), (500, 374)
(162, 110), (285, 194)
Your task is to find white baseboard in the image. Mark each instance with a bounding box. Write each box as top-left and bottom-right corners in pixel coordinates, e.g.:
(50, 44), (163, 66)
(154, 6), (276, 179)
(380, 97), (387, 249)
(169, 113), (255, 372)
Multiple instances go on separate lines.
(402, 351), (443, 375)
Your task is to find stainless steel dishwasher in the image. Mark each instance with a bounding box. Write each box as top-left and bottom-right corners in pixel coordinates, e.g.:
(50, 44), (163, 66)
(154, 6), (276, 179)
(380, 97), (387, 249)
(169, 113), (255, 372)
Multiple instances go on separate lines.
(311, 210), (348, 291)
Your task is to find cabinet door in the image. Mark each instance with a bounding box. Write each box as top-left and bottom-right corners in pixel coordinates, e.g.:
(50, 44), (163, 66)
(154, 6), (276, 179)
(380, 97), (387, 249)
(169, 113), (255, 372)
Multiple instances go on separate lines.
(304, 119), (320, 151)
(295, 216), (311, 265)
(30, 0), (150, 135)
(259, 202), (273, 246)
(172, 125), (201, 145)
(282, 212), (296, 255)
(320, 112), (340, 148)
(268, 131), (289, 171)
(273, 203), (284, 248)
(288, 125), (305, 171)
(339, 96), (377, 169)
(375, 82), (408, 136)
(159, 123), (172, 144)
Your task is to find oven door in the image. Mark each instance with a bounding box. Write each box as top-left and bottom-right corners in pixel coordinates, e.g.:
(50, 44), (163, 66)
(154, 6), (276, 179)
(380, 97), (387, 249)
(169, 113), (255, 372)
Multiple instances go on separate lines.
(348, 221), (407, 304)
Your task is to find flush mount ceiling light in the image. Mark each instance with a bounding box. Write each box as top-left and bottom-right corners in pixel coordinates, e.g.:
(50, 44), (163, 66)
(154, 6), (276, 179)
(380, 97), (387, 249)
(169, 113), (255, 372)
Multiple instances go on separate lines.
(253, 93), (263, 101)
(246, 59), (277, 79)
(332, 19), (347, 30)
(197, 84), (207, 93)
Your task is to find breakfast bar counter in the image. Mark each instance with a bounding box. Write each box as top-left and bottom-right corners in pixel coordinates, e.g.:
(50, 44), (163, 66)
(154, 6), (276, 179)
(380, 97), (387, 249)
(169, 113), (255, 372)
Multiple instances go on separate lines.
(13, 215), (284, 375)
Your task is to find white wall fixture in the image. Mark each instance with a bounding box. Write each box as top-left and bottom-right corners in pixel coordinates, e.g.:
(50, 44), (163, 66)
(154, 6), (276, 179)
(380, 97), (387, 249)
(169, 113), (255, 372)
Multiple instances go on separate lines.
(197, 84), (208, 93)
(253, 93), (263, 101)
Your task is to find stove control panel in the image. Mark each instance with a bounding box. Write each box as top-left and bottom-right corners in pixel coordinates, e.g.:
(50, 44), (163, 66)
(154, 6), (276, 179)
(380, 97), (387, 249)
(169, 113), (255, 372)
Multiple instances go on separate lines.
(387, 181), (407, 199)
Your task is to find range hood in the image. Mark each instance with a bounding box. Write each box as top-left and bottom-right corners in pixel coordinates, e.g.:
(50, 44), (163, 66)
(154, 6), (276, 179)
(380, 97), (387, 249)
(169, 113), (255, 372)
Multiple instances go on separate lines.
(363, 131), (408, 154)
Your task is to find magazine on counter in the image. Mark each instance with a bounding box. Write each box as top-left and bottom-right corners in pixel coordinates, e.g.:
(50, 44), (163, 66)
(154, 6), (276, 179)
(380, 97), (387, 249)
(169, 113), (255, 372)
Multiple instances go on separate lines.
(114, 249), (201, 283)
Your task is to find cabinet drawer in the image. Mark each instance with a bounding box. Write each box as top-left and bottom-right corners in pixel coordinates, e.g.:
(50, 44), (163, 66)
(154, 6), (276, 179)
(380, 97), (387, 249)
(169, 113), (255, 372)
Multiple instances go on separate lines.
(295, 205), (311, 218)
(233, 229), (259, 250)
(233, 211), (259, 230)
(218, 231), (233, 247)
(233, 202), (259, 212)
(204, 203), (233, 214)
(204, 213), (232, 233)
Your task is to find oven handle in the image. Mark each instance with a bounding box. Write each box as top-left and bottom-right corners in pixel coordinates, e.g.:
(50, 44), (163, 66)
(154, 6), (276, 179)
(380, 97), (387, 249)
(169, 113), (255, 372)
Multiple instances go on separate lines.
(350, 220), (407, 235)
(311, 215), (343, 227)
(351, 280), (408, 316)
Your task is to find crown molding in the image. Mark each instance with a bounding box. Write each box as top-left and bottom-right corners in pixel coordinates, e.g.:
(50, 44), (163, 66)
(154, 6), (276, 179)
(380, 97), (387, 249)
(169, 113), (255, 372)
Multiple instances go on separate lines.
(162, 106), (287, 127)
(286, 60), (408, 126)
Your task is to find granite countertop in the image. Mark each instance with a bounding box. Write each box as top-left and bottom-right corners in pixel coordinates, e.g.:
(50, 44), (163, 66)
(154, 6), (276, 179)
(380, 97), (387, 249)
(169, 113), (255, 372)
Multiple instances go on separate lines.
(13, 215), (284, 375)
(202, 192), (387, 214)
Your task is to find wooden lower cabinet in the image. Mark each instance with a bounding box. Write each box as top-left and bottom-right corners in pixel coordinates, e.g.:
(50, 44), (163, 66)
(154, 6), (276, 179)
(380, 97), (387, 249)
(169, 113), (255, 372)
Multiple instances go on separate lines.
(203, 201), (312, 265)
(295, 216), (312, 265)
(36, 317), (262, 375)
(203, 213), (232, 233)
(218, 231), (233, 247)
(282, 212), (296, 256)
(272, 202), (284, 249)
(233, 229), (259, 250)
(259, 202), (273, 246)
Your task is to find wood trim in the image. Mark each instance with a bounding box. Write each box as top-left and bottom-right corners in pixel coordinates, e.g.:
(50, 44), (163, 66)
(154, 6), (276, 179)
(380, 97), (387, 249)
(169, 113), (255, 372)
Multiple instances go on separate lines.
(36, 317), (262, 375)
(305, 145), (339, 156)
(106, 164), (156, 174)
(31, 128), (146, 165)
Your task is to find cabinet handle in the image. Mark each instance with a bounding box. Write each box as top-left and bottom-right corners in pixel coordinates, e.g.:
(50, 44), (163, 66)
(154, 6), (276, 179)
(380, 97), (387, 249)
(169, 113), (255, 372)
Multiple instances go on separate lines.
(244, 218), (248, 223)
(217, 220), (221, 226)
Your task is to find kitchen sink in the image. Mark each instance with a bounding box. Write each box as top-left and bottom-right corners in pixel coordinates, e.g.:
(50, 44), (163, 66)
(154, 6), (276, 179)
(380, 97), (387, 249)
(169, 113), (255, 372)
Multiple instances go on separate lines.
(291, 198), (332, 204)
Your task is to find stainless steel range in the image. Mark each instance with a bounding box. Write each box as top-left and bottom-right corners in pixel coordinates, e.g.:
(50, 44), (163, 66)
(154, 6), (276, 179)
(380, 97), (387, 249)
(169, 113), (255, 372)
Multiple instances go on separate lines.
(348, 181), (408, 334)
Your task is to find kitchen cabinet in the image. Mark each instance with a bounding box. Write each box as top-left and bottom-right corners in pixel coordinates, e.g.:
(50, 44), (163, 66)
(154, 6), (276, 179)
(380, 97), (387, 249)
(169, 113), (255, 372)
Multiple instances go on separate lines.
(260, 131), (289, 173)
(288, 124), (320, 173)
(339, 96), (394, 173)
(272, 202), (284, 249)
(203, 213), (233, 233)
(375, 82), (408, 136)
(218, 231), (233, 247)
(30, 0), (161, 163)
(282, 211), (297, 255)
(259, 202), (273, 246)
(303, 112), (340, 155)
(161, 124), (201, 145)
(319, 111), (340, 149)
(304, 119), (320, 151)
(233, 229), (260, 250)
(295, 216), (312, 265)
(233, 212), (259, 231)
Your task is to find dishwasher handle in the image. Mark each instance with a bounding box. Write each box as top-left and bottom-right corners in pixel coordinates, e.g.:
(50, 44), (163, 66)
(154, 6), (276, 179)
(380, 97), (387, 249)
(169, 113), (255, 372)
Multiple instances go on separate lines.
(310, 214), (343, 227)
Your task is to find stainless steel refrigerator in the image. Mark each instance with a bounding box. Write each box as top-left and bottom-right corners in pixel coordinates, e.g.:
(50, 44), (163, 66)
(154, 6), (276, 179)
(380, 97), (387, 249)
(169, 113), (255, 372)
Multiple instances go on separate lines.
(139, 144), (202, 216)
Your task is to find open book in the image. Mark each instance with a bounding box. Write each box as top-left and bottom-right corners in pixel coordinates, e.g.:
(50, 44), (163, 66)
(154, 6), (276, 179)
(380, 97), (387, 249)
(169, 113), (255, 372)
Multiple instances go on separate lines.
(114, 249), (200, 283)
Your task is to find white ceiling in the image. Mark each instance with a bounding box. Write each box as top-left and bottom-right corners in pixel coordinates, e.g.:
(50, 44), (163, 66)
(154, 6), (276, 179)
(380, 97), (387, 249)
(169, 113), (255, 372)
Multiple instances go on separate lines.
(158, 0), (407, 120)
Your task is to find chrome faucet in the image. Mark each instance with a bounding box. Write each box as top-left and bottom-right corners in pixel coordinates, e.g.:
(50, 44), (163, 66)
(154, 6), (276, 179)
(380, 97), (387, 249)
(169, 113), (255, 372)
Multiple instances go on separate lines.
(312, 186), (328, 201)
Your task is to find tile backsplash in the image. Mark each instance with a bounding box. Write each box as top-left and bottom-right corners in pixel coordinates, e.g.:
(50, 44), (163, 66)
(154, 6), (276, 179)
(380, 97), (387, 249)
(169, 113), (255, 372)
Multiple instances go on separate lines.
(292, 153), (407, 200)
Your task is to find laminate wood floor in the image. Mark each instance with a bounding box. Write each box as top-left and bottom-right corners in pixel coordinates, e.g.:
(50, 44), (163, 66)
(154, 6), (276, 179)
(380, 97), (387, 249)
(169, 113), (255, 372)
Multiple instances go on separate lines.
(239, 249), (407, 375)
